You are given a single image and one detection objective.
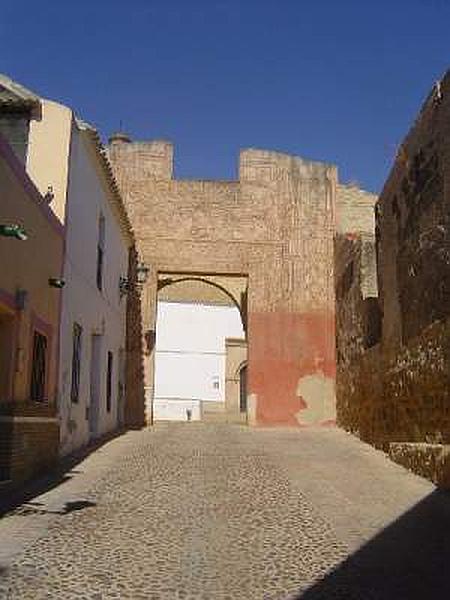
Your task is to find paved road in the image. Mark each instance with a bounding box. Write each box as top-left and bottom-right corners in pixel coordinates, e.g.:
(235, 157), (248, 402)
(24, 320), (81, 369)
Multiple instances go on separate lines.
(1, 423), (449, 599)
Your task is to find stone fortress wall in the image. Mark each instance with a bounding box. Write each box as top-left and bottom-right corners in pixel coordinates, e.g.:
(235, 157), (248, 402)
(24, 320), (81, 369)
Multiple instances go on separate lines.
(109, 69), (450, 485)
(335, 70), (450, 485)
(109, 138), (372, 427)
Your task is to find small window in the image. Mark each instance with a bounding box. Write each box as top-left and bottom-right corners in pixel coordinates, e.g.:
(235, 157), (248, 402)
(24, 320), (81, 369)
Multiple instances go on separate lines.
(106, 351), (113, 412)
(30, 331), (47, 401)
(96, 215), (105, 291)
(212, 376), (220, 390)
(70, 323), (82, 403)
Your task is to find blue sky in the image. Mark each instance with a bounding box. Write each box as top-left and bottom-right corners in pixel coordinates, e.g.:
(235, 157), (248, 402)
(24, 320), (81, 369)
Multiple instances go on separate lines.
(2, 0), (449, 192)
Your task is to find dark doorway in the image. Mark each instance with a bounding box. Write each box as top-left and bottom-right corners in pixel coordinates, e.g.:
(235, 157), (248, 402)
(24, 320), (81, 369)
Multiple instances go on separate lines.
(239, 364), (247, 413)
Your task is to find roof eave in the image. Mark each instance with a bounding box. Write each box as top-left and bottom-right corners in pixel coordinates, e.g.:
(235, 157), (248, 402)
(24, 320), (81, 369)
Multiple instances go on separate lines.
(78, 122), (135, 246)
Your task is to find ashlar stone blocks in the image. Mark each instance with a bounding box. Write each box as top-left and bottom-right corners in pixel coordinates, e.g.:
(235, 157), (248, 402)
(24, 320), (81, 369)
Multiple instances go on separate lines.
(109, 140), (340, 426)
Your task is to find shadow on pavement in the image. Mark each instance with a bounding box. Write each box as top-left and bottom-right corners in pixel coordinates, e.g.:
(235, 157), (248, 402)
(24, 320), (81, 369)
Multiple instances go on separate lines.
(0, 427), (131, 518)
(14, 499), (97, 516)
(297, 488), (450, 599)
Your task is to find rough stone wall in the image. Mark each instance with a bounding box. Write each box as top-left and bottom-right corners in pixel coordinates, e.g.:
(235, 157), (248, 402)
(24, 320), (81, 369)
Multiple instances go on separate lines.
(336, 72), (450, 483)
(335, 235), (379, 432)
(375, 71), (450, 447)
(109, 141), (337, 426)
(381, 319), (450, 442)
(124, 246), (146, 428)
(389, 442), (450, 487)
(377, 71), (450, 349)
(334, 184), (380, 441)
(335, 235), (380, 364)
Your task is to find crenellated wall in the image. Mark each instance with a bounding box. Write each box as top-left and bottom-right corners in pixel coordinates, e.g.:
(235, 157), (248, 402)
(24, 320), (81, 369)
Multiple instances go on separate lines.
(109, 140), (338, 426)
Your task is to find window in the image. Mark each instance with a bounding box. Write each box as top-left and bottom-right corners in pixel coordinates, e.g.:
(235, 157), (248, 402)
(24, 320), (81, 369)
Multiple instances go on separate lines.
(0, 114), (30, 163)
(106, 351), (113, 412)
(30, 331), (47, 401)
(70, 323), (82, 403)
(96, 214), (105, 291)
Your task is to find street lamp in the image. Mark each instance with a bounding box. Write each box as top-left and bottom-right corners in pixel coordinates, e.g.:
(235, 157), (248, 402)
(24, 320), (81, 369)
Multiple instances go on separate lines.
(48, 278), (65, 289)
(136, 262), (150, 285)
(119, 262), (150, 298)
(0, 224), (28, 241)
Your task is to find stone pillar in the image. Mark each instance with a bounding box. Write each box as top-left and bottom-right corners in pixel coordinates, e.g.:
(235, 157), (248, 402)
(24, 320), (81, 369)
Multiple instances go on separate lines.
(241, 150), (337, 426)
(141, 267), (158, 425)
(124, 245), (146, 428)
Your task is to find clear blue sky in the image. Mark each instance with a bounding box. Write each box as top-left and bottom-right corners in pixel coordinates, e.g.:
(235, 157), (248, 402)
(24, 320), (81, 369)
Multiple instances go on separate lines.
(2, 0), (449, 192)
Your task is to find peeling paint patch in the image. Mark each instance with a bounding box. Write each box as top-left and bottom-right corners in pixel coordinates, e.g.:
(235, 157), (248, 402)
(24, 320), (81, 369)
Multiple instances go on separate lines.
(247, 393), (258, 426)
(248, 310), (335, 426)
(295, 372), (336, 425)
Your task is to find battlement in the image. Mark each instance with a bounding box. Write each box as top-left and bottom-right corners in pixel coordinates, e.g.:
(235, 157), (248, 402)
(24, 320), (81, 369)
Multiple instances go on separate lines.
(239, 148), (336, 184)
(108, 135), (336, 188)
(109, 137), (174, 180)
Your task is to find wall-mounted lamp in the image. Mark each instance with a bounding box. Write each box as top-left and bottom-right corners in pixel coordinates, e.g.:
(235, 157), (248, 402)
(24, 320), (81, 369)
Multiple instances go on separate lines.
(0, 224), (28, 241)
(119, 276), (130, 298)
(136, 262), (150, 285)
(119, 261), (150, 298)
(43, 186), (54, 205)
(49, 278), (65, 289)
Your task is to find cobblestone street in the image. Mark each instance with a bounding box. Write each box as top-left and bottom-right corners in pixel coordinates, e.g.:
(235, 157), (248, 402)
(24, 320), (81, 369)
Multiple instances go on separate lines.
(1, 423), (450, 599)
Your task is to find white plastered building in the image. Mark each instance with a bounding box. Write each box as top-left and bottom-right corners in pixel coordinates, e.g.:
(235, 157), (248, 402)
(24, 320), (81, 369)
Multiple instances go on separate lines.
(0, 75), (134, 454)
(154, 302), (244, 421)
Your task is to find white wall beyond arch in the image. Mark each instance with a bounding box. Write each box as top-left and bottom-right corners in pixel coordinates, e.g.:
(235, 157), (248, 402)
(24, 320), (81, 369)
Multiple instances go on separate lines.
(153, 301), (244, 421)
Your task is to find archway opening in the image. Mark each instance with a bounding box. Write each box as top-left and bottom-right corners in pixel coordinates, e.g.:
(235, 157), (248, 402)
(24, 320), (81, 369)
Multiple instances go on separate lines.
(153, 275), (247, 422)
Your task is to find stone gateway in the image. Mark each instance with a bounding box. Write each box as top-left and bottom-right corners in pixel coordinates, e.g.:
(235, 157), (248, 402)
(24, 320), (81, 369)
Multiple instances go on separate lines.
(109, 138), (374, 426)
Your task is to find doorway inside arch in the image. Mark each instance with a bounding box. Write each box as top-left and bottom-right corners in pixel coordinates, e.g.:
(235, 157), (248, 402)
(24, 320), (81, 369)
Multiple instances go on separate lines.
(153, 275), (247, 423)
(239, 364), (248, 414)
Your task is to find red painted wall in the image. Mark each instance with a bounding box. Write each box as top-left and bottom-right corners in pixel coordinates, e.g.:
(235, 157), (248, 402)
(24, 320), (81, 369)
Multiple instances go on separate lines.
(249, 311), (336, 426)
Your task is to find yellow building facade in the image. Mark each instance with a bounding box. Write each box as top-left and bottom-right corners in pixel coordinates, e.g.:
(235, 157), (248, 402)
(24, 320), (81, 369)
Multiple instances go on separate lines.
(0, 134), (64, 484)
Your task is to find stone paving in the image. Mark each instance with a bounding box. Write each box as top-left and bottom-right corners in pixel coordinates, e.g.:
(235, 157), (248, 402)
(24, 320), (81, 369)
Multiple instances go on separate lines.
(1, 423), (450, 599)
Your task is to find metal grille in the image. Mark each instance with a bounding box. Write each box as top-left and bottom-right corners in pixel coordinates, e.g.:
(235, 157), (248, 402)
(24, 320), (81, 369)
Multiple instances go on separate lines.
(30, 331), (47, 401)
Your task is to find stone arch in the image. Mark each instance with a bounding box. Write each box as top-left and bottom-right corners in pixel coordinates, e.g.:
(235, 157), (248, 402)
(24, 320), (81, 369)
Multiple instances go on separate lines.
(153, 275), (246, 423)
(109, 139), (338, 426)
(235, 359), (248, 379)
(157, 276), (247, 334)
